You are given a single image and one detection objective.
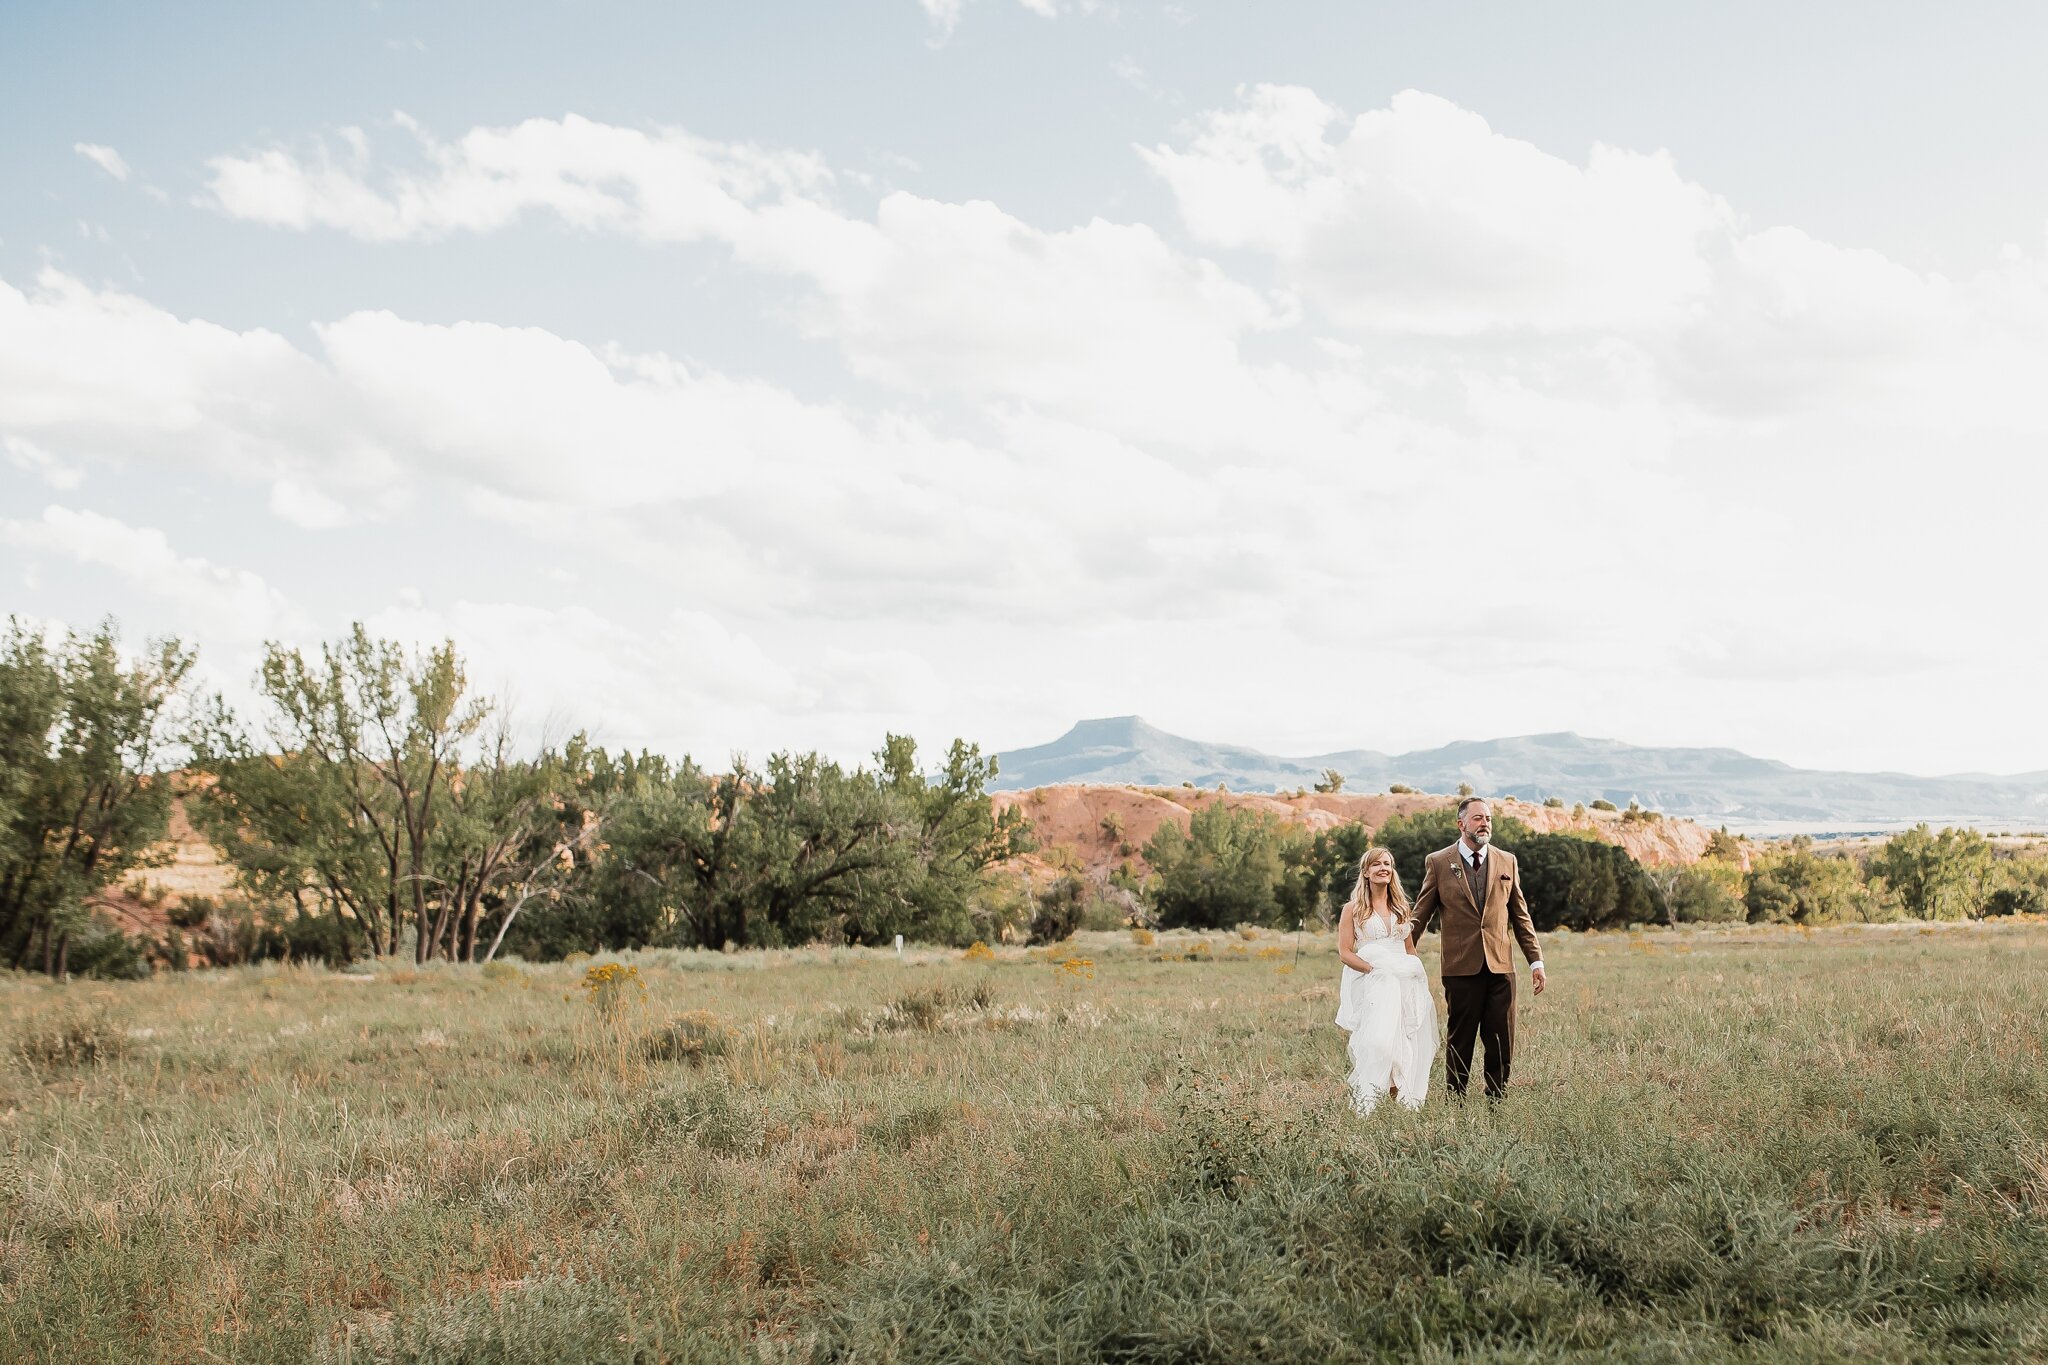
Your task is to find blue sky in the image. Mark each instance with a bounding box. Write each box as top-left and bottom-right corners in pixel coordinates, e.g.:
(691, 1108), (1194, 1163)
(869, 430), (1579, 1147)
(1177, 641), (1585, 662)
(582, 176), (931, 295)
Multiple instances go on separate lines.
(5, 1), (2047, 777)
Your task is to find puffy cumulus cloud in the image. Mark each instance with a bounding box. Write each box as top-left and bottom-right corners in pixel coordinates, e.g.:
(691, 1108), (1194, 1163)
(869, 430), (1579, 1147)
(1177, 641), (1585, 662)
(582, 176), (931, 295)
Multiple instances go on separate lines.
(47, 98), (2048, 772)
(1144, 87), (2048, 432)
(1670, 227), (2048, 428)
(0, 270), (1311, 630)
(0, 506), (305, 644)
(200, 117), (1308, 455)
(764, 195), (1292, 451)
(1144, 87), (1731, 335)
(0, 270), (387, 489)
(73, 142), (130, 181)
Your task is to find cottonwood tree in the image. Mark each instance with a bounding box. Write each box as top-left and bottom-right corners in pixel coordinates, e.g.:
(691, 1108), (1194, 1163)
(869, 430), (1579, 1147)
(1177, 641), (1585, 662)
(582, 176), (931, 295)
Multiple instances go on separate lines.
(876, 734), (1035, 944)
(0, 619), (193, 976)
(194, 625), (487, 959)
(1143, 803), (1304, 930)
(1869, 825), (1996, 920)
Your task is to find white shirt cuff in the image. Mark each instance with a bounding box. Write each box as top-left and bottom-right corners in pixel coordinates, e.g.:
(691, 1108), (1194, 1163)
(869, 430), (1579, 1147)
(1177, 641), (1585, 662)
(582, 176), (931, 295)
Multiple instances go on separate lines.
(1529, 961), (1544, 972)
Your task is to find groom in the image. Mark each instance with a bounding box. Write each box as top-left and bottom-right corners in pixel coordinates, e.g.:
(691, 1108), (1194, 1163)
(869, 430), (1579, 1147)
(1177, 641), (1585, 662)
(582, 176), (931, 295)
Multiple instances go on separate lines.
(1406, 796), (1546, 1099)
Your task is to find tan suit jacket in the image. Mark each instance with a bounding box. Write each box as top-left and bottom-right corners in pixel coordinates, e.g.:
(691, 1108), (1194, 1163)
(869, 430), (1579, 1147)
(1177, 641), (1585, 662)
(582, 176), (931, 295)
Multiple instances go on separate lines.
(1407, 843), (1542, 976)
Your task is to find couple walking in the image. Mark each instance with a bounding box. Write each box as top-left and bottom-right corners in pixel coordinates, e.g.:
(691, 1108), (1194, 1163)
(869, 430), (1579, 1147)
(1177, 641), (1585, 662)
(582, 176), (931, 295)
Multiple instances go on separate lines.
(1332, 796), (1548, 1112)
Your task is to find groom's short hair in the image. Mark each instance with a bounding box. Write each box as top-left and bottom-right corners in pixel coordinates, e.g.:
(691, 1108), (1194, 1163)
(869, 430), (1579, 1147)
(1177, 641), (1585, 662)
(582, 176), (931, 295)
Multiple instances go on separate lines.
(1456, 795), (1487, 817)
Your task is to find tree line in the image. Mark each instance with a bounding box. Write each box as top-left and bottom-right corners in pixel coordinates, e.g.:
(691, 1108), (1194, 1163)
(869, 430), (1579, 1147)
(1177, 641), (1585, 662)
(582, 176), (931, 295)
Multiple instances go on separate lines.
(8, 618), (2047, 978)
(2, 620), (1031, 976)
(1052, 801), (2048, 937)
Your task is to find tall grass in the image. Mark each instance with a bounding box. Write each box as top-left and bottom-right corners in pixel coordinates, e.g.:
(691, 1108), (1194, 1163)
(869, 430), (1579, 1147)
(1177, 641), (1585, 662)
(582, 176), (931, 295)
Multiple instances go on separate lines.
(1, 923), (2043, 1362)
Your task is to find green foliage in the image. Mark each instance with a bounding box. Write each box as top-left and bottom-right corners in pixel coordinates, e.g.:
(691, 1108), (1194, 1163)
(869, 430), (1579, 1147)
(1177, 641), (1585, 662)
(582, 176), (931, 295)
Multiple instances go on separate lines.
(1370, 810), (1658, 930)
(1387, 783), (1416, 795)
(1313, 768), (1345, 794)
(1704, 825), (1745, 860)
(1543, 796), (1564, 809)
(1456, 782), (1474, 797)
(876, 735), (1035, 945)
(568, 737), (1030, 956)
(1661, 858), (1748, 924)
(1371, 808), (1531, 893)
(1142, 803), (1306, 930)
(1293, 820), (1373, 922)
(1745, 839), (1892, 924)
(1030, 873), (1087, 943)
(189, 624), (492, 963)
(1590, 799), (1618, 812)
(0, 618), (193, 976)
(1984, 855), (2048, 917)
(1869, 824), (1996, 920)
(1513, 833), (1664, 930)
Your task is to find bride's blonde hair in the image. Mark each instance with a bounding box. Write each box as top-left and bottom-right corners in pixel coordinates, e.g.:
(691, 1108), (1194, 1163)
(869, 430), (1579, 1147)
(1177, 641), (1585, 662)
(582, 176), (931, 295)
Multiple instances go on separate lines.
(1345, 847), (1411, 924)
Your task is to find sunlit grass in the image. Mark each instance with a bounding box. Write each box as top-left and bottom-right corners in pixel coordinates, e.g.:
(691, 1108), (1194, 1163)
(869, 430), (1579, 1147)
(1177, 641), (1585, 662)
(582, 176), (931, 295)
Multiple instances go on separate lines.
(2, 922), (2044, 1362)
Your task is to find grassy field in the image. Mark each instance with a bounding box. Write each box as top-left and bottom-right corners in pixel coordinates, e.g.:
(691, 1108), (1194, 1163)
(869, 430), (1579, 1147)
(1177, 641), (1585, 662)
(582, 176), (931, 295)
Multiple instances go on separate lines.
(2, 921), (2045, 1363)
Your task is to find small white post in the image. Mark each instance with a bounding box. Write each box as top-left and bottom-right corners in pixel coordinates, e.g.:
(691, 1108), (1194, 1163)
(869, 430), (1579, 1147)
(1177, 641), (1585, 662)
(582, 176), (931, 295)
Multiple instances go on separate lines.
(894, 933), (904, 958)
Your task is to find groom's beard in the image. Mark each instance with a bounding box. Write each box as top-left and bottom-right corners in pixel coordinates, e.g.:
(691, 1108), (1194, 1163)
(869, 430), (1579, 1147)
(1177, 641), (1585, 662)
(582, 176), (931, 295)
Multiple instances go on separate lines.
(1467, 834), (1490, 849)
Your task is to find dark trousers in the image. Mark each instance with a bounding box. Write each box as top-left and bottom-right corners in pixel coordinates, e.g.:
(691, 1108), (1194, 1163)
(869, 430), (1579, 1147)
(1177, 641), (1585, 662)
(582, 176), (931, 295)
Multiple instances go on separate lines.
(1443, 969), (1515, 1098)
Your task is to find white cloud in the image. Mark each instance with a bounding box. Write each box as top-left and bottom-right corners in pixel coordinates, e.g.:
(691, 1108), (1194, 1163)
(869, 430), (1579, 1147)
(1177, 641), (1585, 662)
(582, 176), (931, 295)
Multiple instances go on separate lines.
(198, 115), (1349, 457)
(915, 0), (1082, 32)
(267, 479), (350, 529)
(74, 142), (130, 181)
(918, 0), (964, 32)
(0, 270), (1287, 626)
(4, 435), (84, 490)
(359, 599), (953, 761)
(0, 506), (303, 643)
(203, 114), (832, 245)
(1144, 86), (1730, 335)
(24, 93), (2048, 774)
(0, 269), (378, 487)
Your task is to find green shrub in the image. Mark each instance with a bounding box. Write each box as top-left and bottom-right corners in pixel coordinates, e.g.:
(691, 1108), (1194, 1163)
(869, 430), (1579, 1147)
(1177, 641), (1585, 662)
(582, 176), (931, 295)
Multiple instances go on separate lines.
(1030, 874), (1087, 943)
(1590, 799), (1618, 812)
(1746, 839), (1891, 924)
(1143, 804), (1304, 930)
(67, 924), (150, 980)
(167, 895), (215, 930)
(1663, 860), (1747, 923)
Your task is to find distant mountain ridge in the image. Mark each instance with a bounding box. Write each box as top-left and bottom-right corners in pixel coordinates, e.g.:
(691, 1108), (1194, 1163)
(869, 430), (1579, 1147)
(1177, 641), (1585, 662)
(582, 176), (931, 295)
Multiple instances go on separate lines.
(992, 718), (2048, 832)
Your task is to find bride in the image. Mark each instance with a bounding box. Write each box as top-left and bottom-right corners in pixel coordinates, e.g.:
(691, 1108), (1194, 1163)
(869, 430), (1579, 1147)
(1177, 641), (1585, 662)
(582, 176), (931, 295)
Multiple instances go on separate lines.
(1332, 847), (1438, 1113)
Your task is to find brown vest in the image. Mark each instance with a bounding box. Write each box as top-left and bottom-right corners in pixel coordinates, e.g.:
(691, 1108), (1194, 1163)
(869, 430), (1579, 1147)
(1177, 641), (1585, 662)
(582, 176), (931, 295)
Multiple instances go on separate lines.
(1459, 847), (1487, 908)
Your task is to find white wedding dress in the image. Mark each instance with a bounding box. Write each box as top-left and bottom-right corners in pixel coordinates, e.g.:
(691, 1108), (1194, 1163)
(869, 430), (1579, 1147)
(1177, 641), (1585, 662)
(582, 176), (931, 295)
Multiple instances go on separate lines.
(1333, 910), (1438, 1113)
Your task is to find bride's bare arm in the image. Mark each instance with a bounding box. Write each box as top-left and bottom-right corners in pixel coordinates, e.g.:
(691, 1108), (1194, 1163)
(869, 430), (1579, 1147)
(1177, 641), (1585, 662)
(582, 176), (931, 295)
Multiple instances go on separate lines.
(1334, 899), (1373, 973)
